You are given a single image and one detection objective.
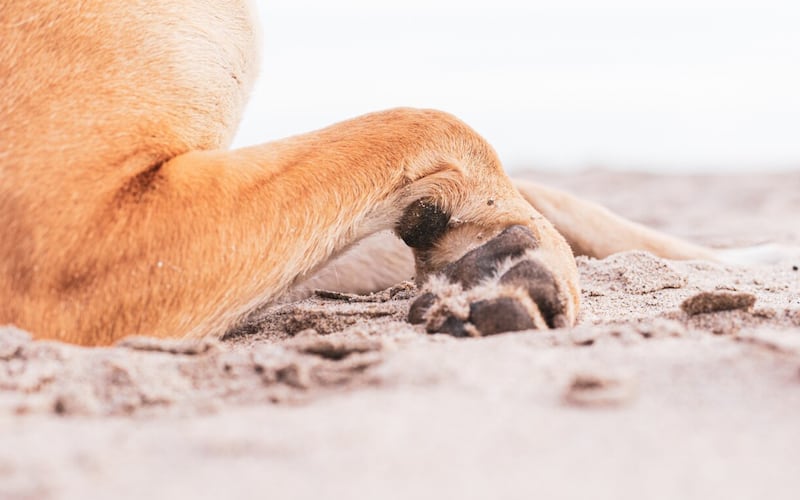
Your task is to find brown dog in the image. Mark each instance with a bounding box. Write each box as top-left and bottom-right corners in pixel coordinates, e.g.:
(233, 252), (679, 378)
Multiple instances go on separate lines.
(1, 1), (722, 345)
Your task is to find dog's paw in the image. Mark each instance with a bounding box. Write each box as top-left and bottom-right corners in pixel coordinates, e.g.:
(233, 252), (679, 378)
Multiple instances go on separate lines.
(408, 225), (571, 337)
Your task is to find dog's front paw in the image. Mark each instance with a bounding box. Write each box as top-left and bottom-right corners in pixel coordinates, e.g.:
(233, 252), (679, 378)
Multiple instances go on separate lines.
(408, 225), (571, 337)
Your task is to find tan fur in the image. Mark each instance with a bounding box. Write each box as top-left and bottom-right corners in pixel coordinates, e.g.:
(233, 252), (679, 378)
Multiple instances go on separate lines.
(1, 1), (716, 346)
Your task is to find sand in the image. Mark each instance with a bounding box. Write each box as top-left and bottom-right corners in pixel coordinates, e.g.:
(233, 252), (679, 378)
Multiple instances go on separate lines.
(2, 170), (799, 500)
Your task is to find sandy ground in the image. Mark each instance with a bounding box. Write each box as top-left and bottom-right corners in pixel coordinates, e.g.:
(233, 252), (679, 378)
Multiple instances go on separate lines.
(2, 170), (799, 500)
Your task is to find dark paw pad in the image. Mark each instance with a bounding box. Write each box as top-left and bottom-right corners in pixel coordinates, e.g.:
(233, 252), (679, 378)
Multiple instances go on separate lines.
(469, 297), (537, 335)
(409, 225), (568, 337)
(440, 225), (539, 288)
(499, 260), (564, 328)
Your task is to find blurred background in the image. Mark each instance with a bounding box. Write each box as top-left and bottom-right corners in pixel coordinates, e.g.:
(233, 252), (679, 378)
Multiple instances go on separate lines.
(233, 0), (800, 174)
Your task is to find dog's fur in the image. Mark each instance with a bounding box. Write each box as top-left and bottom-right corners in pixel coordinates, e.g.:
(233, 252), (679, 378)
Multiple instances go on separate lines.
(1, 1), (728, 345)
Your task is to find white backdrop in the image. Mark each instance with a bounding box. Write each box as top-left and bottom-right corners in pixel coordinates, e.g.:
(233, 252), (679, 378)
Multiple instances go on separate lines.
(233, 0), (800, 173)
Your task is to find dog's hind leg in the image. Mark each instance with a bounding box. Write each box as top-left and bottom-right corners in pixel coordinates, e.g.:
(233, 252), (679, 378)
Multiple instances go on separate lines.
(283, 230), (416, 302)
(514, 180), (718, 260)
(515, 180), (800, 265)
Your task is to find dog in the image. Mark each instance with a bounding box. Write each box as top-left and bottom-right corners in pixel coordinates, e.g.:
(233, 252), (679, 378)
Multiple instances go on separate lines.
(0, 1), (751, 345)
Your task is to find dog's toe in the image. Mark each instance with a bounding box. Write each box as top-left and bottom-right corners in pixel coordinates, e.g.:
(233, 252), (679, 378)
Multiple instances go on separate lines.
(468, 297), (536, 335)
(498, 259), (564, 328)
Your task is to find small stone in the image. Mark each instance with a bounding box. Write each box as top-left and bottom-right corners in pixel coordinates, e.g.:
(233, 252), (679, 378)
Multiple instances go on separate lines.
(681, 291), (757, 316)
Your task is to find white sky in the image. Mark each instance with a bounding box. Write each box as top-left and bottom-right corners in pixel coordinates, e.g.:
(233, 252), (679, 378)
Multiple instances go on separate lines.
(233, 0), (800, 172)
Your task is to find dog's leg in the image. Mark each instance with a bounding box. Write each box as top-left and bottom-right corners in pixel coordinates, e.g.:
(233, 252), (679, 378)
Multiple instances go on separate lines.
(284, 230), (415, 301)
(12, 109), (579, 344)
(514, 180), (718, 260)
(515, 180), (799, 264)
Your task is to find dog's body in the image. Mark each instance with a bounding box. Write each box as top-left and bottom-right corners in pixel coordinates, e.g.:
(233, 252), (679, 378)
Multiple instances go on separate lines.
(1, 1), (738, 345)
